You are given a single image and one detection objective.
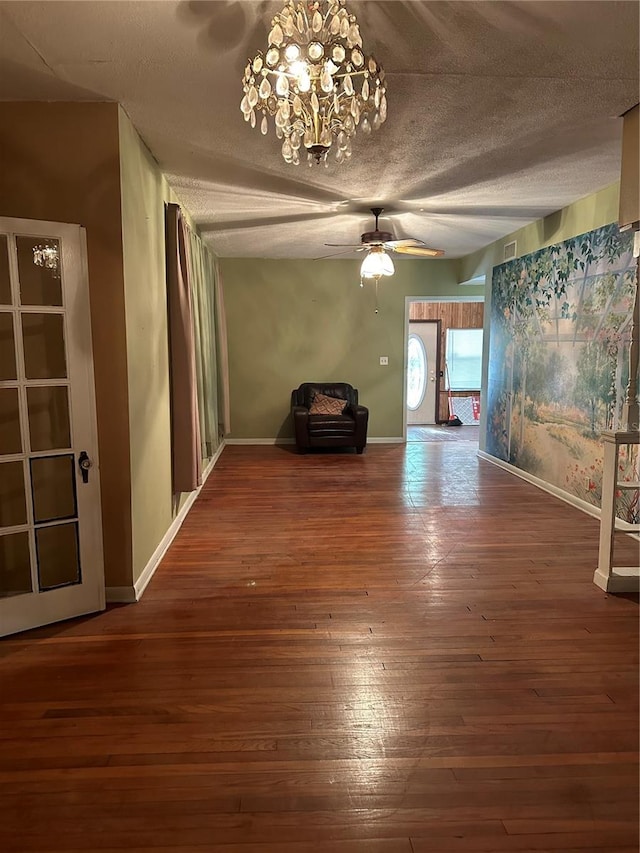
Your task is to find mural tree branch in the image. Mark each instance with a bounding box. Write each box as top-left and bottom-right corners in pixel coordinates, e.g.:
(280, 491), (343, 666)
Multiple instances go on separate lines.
(574, 342), (614, 436)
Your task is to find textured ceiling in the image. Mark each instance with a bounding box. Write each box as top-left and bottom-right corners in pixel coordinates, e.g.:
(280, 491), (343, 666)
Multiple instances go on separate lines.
(0, 0), (638, 259)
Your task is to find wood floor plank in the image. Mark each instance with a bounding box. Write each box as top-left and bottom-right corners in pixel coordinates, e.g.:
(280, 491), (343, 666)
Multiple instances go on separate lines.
(1, 442), (637, 851)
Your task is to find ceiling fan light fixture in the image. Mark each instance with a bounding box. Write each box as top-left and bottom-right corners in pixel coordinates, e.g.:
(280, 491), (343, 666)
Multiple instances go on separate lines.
(360, 247), (395, 279)
(241, 0), (387, 165)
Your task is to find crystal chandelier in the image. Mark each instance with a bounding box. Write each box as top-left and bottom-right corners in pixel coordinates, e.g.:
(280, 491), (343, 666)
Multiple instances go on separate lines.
(241, 0), (387, 165)
(32, 244), (60, 277)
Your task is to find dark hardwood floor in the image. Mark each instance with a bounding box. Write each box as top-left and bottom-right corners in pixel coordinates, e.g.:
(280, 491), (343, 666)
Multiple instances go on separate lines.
(407, 424), (479, 442)
(1, 442), (638, 852)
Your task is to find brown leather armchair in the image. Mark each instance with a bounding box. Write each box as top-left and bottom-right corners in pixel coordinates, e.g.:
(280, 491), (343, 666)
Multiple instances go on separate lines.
(291, 382), (369, 454)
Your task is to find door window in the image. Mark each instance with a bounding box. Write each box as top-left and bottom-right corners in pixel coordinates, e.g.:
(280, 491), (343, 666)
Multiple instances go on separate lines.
(407, 333), (427, 410)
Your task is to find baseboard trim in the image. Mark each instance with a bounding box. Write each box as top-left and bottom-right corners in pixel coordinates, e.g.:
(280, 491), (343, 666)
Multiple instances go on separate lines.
(593, 566), (640, 593)
(477, 450), (603, 520)
(104, 585), (137, 604)
(225, 438), (295, 445)
(224, 437), (405, 445)
(477, 450), (640, 541)
(106, 442), (225, 605)
(478, 450), (640, 540)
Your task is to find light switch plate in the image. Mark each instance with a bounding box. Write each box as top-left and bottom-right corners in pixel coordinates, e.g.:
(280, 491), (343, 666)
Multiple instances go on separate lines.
(380, 356), (389, 365)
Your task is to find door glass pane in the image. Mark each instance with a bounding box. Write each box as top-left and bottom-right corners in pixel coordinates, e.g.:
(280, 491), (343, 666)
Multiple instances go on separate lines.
(22, 313), (67, 379)
(0, 388), (22, 455)
(36, 523), (80, 590)
(31, 455), (76, 524)
(27, 386), (71, 451)
(0, 532), (32, 598)
(0, 235), (11, 305)
(16, 236), (62, 307)
(0, 313), (17, 380)
(407, 334), (427, 410)
(0, 460), (27, 527)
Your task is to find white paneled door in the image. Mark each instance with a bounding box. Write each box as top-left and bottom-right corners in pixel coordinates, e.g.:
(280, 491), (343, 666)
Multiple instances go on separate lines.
(407, 321), (439, 424)
(0, 218), (104, 637)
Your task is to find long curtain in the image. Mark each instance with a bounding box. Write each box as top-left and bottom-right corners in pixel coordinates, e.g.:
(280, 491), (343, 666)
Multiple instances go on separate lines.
(213, 257), (231, 435)
(166, 203), (224, 494)
(188, 229), (220, 459)
(166, 203), (202, 493)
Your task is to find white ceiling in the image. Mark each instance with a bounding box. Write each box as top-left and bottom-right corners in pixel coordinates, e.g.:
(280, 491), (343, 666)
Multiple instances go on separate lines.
(0, 0), (638, 259)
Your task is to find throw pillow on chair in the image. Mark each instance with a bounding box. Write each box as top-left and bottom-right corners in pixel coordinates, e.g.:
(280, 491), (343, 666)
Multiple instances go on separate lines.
(309, 393), (347, 415)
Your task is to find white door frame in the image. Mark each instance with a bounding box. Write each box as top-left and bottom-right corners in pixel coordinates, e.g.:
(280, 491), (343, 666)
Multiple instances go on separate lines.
(403, 296), (485, 441)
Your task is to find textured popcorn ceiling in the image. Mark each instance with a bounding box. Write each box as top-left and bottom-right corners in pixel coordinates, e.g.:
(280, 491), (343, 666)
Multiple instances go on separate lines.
(0, 0), (638, 259)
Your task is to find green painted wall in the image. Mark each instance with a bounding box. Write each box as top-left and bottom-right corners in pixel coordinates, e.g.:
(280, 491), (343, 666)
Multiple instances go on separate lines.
(118, 108), (220, 586)
(118, 108), (176, 584)
(220, 257), (483, 439)
(457, 184), (621, 285)
(219, 185), (619, 446)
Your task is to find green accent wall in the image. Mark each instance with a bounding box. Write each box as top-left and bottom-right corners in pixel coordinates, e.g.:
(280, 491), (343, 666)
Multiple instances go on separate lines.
(118, 108), (175, 584)
(118, 109), (218, 585)
(457, 184), (621, 285)
(220, 257), (483, 439)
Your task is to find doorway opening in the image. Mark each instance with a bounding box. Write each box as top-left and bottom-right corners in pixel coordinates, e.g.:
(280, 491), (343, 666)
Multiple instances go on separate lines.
(404, 296), (484, 444)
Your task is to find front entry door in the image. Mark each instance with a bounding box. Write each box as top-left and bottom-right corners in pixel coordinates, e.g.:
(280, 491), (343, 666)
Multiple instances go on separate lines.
(0, 217), (104, 637)
(407, 320), (439, 424)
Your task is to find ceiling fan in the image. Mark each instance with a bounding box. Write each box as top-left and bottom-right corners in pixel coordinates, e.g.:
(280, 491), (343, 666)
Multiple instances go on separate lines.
(322, 207), (444, 259)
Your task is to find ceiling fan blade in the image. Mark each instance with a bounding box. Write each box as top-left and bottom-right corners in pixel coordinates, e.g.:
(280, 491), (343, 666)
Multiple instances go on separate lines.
(314, 248), (364, 259)
(332, 210), (444, 258)
(392, 244), (445, 258)
(384, 238), (419, 248)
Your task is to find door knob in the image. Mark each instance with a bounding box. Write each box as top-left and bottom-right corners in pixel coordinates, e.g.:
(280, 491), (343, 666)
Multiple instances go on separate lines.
(78, 451), (92, 484)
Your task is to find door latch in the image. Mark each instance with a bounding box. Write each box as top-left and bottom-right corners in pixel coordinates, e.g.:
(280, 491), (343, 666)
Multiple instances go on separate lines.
(78, 451), (92, 484)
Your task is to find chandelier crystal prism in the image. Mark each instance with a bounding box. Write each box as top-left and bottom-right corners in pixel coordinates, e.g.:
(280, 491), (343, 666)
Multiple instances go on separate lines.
(241, 0), (387, 165)
(32, 243), (60, 277)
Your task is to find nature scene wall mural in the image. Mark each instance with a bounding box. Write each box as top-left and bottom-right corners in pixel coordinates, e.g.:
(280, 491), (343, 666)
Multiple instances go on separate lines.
(487, 223), (638, 522)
